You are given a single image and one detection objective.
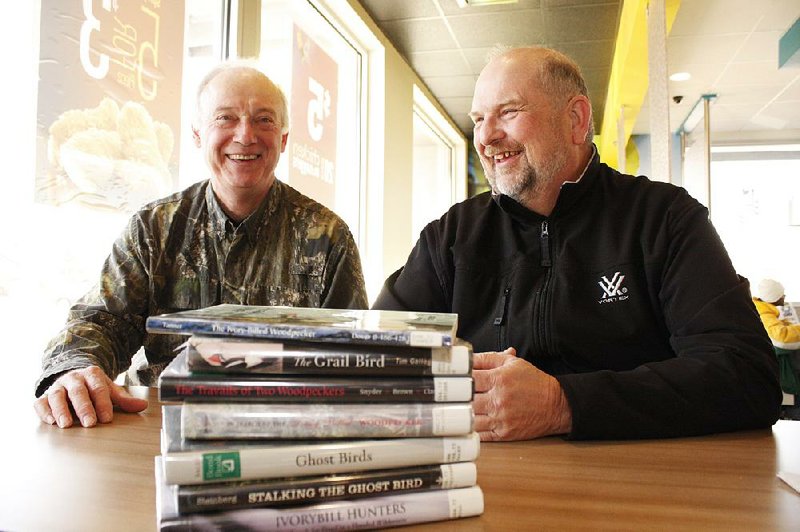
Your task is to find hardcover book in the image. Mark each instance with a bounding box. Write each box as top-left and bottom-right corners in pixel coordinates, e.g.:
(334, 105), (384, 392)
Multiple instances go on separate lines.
(184, 335), (473, 376)
(161, 407), (481, 485)
(156, 458), (484, 531)
(166, 462), (477, 513)
(146, 304), (458, 347)
(158, 350), (474, 403)
(178, 402), (474, 439)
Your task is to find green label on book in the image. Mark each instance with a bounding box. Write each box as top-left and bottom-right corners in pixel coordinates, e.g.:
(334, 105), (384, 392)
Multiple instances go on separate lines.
(202, 452), (241, 481)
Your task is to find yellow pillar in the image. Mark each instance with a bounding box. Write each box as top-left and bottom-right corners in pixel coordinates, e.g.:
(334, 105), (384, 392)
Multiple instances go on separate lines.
(597, 0), (681, 170)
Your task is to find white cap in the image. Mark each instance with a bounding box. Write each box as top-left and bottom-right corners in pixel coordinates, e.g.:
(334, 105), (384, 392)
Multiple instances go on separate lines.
(754, 278), (784, 303)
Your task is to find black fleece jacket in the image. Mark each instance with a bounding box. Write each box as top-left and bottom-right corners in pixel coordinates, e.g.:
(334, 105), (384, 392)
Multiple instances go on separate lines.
(374, 152), (781, 439)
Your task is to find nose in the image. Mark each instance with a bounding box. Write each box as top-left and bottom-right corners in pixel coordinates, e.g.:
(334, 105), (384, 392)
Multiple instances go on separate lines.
(233, 116), (256, 145)
(476, 114), (504, 149)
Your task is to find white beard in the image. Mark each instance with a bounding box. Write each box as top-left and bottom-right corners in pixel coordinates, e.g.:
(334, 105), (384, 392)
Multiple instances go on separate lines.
(484, 148), (566, 204)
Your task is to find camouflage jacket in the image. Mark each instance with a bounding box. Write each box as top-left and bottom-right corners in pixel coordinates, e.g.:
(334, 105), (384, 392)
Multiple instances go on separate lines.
(37, 179), (368, 395)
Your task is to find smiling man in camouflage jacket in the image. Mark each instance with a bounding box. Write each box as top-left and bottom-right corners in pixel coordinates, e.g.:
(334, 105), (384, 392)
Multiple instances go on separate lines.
(34, 62), (368, 429)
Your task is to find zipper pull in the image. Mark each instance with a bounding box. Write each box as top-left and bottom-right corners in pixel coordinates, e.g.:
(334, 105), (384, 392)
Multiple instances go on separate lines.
(494, 287), (511, 326)
(540, 221), (551, 267)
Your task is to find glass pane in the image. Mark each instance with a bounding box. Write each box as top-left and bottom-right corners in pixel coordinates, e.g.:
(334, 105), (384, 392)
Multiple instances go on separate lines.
(412, 111), (454, 242)
(36, 1), (188, 212)
(179, 1), (225, 189)
(258, 0), (362, 240)
(711, 149), (800, 300)
(1, 1), (223, 364)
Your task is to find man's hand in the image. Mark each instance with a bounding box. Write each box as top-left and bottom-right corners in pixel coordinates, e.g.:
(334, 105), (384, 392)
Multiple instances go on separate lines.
(472, 348), (572, 441)
(33, 366), (148, 428)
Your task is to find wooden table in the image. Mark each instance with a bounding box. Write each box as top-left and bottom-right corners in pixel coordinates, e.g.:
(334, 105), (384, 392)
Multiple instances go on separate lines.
(3, 387), (799, 531)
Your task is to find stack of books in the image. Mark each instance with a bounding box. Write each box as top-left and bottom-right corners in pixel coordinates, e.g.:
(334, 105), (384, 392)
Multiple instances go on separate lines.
(146, 304), (484, 531)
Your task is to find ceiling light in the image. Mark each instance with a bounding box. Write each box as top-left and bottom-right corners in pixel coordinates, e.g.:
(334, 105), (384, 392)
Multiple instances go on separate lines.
(669, 72), (691, 82)
(456, 0), (519, 7)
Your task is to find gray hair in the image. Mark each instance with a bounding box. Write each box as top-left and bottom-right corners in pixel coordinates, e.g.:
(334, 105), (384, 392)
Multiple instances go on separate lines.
(487, 45), (594, 143)
(194, 59), (290, 134)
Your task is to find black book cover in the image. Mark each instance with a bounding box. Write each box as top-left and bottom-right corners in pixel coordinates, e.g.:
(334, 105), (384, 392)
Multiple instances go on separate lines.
(185, 335), (473, 376)
(158, 350), (474, 403)
(172, 462), (477, 512)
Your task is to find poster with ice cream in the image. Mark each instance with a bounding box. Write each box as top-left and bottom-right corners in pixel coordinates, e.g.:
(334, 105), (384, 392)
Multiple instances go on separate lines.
(36, 0), (184, 212)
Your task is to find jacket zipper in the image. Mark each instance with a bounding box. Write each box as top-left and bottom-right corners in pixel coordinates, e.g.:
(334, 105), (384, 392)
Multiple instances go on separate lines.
(540, 220), (551, 267)
(494, 285), (511, 350)
(537, 220), (552, 354)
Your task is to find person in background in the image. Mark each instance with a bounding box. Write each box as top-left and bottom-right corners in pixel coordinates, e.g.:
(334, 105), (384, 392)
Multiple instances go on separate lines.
(34, 61), (368, 429)
(752, 278), (800, 412)
(752, 279), (800, 348)
(373, 45), (781, 440)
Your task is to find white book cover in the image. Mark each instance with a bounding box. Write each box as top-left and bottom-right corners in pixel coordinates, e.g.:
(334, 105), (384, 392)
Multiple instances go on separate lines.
(181, 402), (474, 439)
(162, 411), (480, 485)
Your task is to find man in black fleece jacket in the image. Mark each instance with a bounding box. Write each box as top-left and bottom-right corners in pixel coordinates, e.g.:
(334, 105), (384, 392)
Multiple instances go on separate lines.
(373, 46), (780, 441)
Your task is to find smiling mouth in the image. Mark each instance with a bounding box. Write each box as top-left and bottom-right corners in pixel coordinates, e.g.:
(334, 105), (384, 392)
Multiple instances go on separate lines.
(489, 151), (521, 161)
(227, 154), (260, 161)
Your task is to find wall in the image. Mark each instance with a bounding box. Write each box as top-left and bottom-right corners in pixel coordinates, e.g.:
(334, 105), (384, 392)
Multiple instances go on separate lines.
(379, 48), (415, 281)
(341, 0), (468, 301)
(628, 134), (683, 182)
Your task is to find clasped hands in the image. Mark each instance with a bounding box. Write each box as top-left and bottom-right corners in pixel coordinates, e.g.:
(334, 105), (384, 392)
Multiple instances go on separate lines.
(472, 347), (572, 441)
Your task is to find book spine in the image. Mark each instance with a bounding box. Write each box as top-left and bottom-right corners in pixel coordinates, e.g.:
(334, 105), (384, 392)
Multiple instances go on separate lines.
(163, 432), (480, 485)
(186, 340), (472, 376)
(146, 317), (452, 347)
(158, 376), (473, 403)
(181, 403), (474, 439)
(162, 486), (484, 531)
(174, 462), (478, 513)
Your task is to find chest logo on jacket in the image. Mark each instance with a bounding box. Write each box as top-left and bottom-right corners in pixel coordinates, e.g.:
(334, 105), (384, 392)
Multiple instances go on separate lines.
(598, 272), (628, 304)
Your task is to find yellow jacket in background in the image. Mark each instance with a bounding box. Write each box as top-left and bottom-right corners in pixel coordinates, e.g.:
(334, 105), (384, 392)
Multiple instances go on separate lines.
(753, 298), (800, 350)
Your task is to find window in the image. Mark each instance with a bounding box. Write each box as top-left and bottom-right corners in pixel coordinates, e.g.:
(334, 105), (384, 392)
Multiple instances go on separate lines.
(412, 112), (453, 241)
(256, 0), (364, 240)
(0, 1), (224, 361)
(179, 0), (226, 189)
(710, 145), (800, 300)
(411, 84), (467, 243)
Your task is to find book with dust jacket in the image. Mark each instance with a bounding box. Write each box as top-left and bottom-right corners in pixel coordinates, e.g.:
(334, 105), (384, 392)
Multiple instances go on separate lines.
(184, 335), (473, 376)
(158, 350), (474, 403)
(166, 462), (477, 513)
(156, 457), (484, 531)
(161, 406), (480, 485)
(179, 402), (474, 439)
(146, 304), (458, 347)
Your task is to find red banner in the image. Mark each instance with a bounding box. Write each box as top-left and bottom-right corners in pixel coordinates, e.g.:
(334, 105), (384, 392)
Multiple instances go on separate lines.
(288, 24), (338, 209)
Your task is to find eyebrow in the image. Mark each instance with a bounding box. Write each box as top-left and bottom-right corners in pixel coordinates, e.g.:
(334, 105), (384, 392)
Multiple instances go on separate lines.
(211, 106), (278, 116)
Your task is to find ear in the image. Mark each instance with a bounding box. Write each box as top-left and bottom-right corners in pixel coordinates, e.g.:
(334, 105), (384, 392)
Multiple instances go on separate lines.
(280, 132), (289, 152)
(567, 95), (592, 145)
(192, 125), (202, 148)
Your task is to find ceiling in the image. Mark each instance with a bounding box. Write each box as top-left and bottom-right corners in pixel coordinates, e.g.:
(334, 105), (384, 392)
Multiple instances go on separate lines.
(356, 0), (800, 141)
(357, 0), (621, 138)
(635, 0), (800, 137)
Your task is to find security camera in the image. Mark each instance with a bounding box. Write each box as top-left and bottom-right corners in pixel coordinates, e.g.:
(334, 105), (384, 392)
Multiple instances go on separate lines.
(672, 95), (684, 104)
